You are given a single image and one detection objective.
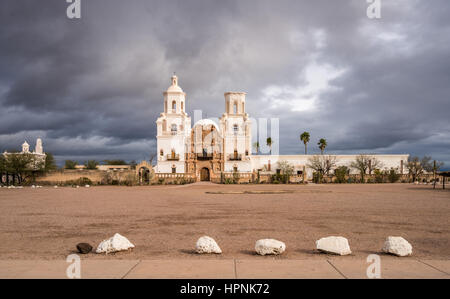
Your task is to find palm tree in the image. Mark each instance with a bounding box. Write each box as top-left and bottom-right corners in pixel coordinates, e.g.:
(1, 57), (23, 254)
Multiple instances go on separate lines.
(318, 138), (327, 155)
(266, 137), (273, 155)
(300, 132), (310, 155)
(253, 142), (260, 155)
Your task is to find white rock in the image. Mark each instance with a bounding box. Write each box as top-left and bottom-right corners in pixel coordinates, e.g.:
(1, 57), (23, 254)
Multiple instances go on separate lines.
(255, 239), (286, 256)
(31, 185), (36, 188)
(196, 236), (222, 254)
(382, 236), (412, 257)
(85, 185), (90, 188)
(76, 185), (80, 188)
(96, 233), (135, 254)
(54, 186), (58, 188)
(316, 236), (352, 256)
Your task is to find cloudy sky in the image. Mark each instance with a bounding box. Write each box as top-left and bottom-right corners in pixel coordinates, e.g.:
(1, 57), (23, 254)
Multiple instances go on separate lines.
(1, 0), (449, 168)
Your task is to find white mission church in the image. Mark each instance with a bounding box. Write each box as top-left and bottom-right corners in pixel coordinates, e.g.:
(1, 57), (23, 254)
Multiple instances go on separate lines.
(155, 75), (409, 182)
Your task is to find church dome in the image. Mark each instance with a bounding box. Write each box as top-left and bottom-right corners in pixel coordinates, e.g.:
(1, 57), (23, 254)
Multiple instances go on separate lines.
(193, 119), (221, 132)
(166, 75), (183, 93)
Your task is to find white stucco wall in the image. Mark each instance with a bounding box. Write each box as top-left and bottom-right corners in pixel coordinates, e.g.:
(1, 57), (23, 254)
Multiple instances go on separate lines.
(250, 154), (409, 178)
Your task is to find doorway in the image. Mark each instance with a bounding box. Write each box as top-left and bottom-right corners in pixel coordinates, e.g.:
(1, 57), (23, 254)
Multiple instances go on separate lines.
(200, 167), (210, 181)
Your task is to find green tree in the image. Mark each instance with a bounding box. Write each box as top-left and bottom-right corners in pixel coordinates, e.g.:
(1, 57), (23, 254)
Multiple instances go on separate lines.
(103, 160), (127, 165)
(334, 166), (349, 184)
(266, 137), (273, 155)
(44, 153), (57, 172)
(65, 160), (78, 169)
(387, 168), (401, 183)
(3, 153), (41, 185)
(300, 132), (310, 155)
(318, 138), (327, 155)
(85, 160), (99, 170)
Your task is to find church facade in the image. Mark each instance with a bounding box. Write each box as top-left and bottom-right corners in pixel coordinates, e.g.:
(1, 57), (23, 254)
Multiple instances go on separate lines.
(155, 75), (409, 182)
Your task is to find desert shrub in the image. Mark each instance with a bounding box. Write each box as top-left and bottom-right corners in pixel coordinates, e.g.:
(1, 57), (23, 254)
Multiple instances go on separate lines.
(78, 177), (92, 186)
(271, 174), (288, 184)
(224, 178), (234, 184)
(387, 168), (401, 183)
(64, 160), (78, 169)
(373, 169), (385, 183)
(312, 172), (323, 184)
(122, 173), (138, 186)
(334, 166), (349, 184)
(84, 160), (99, 170)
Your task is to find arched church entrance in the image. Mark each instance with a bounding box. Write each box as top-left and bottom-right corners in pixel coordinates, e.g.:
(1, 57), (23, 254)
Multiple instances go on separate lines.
(136, 161), (153, 185)
(200, 167), (210, 181)
(139, 167), (150, 184)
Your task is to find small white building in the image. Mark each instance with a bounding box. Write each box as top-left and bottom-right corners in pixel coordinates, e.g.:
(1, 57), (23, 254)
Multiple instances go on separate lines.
(155, 75), (409, 181)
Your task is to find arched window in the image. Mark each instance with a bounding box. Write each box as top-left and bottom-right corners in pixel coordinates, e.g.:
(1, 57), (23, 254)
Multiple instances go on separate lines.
(160, 149), (164, 156)
(172, 165), (176, 174)
(163, 120), (167, 132)
(171, 124), (177, 135)
(233, 102), (238, 114)
(172, 100), (177, 112)
(181, 101), (184, 112)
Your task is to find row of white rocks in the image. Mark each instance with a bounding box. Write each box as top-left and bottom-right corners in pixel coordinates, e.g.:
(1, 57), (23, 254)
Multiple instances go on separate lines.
(314, 236), (412, 257)
(1, 185), (90, 189)
(94, 234), (412, 257)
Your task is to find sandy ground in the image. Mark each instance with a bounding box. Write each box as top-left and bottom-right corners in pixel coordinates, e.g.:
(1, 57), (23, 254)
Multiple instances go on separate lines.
(0, 183), (449, 260)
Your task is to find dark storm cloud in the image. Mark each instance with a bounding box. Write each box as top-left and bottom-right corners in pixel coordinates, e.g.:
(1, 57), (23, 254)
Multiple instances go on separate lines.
(0, 0), (449, 167)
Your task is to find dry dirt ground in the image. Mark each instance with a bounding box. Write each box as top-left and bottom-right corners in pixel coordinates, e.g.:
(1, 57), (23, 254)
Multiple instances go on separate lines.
(0, 183), (449, 260)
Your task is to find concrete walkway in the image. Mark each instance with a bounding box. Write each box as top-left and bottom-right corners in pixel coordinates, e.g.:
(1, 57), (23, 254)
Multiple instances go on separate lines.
(0, 259), (449, 279)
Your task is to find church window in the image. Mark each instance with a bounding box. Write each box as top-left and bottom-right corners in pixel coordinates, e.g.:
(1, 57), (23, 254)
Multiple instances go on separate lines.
(172, 166), (176, 174)
(172, 100), (177, 112)
(233, 102), (238, 114)
(171, 124), (177, 135)
(160, 149), (164, 156)
(233, 124), (238, 135)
